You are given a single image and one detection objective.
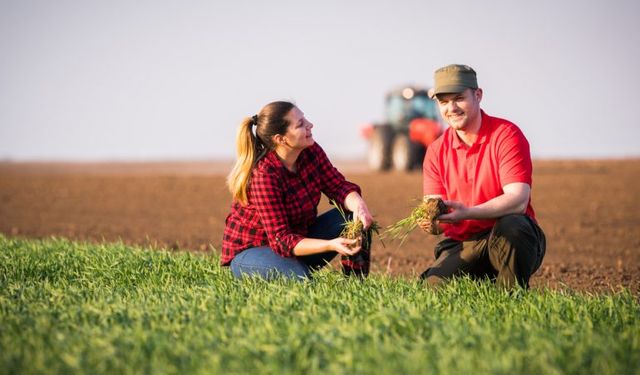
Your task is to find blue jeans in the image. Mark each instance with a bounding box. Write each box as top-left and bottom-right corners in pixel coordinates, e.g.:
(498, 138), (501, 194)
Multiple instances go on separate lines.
(230, 208), (347, 280)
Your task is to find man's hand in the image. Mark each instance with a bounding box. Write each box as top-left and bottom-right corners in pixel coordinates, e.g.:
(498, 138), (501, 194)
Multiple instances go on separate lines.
(437, 200), (469, 223)
(417, 218), (443, 235)
(436, 183), (530, 222)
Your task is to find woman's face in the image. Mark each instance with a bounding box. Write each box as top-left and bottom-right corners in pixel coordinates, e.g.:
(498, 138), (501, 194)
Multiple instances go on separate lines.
(282, 106), (315, 150)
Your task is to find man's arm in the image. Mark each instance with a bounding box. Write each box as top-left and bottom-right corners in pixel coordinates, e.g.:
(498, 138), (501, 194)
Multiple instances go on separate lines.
(438, 182), (530, 223)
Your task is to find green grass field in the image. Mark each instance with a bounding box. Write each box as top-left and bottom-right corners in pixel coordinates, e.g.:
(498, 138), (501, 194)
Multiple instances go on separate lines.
(1, 235), (638, 375)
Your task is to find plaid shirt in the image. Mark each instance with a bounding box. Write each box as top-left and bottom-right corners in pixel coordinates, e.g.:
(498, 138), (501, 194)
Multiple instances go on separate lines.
(222, 143), (362, 266)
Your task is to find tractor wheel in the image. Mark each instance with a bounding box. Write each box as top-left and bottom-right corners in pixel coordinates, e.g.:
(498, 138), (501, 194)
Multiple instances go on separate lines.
(368, 126), (393, 171)
(392, 134), (425, 171)
(391, 134), (412, 171)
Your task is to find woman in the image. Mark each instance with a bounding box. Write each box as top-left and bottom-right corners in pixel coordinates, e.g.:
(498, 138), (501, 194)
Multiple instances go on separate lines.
(222, 101), (374, 280)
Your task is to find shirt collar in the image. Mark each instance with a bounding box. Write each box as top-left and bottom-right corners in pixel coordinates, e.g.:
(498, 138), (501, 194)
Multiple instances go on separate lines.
(261, 148), (309, 174)
(262, 150), (285, 171)
(450, 110), (489, 149)
(476, 110), (490, 145)
(451, 129), (464, 149)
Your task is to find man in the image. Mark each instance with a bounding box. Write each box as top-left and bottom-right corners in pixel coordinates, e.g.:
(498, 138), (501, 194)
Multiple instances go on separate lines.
(419, 64), (545, 288)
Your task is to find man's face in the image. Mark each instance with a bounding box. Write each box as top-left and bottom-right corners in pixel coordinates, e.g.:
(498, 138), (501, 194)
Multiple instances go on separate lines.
(435, 88), (483, 131)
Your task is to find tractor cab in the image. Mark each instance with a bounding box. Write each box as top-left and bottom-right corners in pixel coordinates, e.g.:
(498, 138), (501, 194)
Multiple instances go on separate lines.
(361, 86), (443, 171)
(386, 87), (438, 129)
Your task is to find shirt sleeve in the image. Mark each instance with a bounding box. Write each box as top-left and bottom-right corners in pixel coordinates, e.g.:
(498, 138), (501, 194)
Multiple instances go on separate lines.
(250, 168), (304, 257)
(423, 140), (446, 196)
(314, 144), (362, 204)
(497, 125), (532, 186)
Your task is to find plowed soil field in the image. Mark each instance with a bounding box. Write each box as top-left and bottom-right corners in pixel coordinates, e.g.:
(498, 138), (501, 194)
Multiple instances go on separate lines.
(1, 159), (638, 294)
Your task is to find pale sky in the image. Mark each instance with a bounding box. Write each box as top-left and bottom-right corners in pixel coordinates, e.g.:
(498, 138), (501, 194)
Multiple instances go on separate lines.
(1, 0), (639, 161)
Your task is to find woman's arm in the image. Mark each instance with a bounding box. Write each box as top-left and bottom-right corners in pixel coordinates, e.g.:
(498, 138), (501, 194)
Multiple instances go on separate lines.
(312, 144), (367, 220)
(252, 163), (365, 258)
(292, 237), (361, 257)
(251, 170), (306, 257)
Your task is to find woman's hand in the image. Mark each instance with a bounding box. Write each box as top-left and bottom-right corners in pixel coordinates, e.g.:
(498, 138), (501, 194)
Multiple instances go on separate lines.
(353, 203), (373, 229)
(328, 237), (361, 256)
(345, 192), (374, 229)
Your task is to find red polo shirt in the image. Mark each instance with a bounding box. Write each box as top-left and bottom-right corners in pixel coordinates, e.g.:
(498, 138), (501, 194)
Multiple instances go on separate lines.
(423, 111), (536, 241)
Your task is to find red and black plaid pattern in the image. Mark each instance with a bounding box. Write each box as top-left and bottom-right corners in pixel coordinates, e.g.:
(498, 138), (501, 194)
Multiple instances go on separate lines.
(222, 143), (362, 267)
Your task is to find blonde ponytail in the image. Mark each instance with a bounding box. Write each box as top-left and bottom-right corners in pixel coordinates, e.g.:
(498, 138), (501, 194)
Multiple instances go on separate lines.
(226, 101), (295, 205)
(227, 118), (258, 205)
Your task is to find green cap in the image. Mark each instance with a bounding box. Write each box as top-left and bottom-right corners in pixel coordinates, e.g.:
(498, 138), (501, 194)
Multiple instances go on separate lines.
(430, 64), (478, 98)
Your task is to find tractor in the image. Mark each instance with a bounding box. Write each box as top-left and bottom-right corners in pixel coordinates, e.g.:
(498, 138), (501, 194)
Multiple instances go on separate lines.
(360, 86), (443, 171)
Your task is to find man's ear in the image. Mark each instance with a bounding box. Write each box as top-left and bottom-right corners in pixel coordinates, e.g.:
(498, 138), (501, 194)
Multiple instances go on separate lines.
(475, 88), (483, 102)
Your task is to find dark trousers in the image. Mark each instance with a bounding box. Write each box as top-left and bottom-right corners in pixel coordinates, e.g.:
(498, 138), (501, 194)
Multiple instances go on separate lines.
(420, 214), (546, 288)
